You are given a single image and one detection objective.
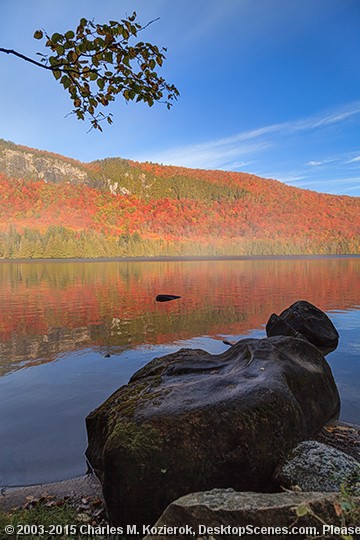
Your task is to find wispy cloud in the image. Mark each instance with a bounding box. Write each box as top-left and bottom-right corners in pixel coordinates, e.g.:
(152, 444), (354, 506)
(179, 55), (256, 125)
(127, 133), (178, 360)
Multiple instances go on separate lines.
(307, 161), (324, 166)
(348, 155), (360, 163)
(142, 140), (271, 170)
(273, 174), (309, 183)
(280, 176), (360, 193)
(306, 158), (336, 167)
(140, 101), (360, 171)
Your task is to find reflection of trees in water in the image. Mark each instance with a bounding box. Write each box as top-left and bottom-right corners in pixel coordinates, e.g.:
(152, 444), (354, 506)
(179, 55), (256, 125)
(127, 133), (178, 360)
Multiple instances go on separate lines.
(0, 258), (360, 375)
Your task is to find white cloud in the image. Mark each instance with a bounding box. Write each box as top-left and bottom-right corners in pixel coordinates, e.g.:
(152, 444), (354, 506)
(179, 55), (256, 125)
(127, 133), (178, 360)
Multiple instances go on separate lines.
(142, 140), (271, 170)
(307, 161), (323, 166)
(273, 174), (308, 184)
(348, 155), (360, 163)
(138, 101), (360, 170)
(290, 176), (360, 189)
(306, 157), (337, 167)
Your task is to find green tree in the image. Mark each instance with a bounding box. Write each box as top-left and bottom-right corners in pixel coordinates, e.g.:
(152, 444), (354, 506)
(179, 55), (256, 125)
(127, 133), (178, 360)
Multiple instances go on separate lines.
(0, 12), (179, 131)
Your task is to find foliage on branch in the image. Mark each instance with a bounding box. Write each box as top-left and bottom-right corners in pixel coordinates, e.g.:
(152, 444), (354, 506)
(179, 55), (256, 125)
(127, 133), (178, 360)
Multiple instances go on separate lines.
(1, 12), (179, 130)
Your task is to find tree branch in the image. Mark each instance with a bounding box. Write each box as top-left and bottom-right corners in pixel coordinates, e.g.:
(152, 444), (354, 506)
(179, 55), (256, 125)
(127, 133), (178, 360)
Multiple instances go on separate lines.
(0, 47), (53, 70)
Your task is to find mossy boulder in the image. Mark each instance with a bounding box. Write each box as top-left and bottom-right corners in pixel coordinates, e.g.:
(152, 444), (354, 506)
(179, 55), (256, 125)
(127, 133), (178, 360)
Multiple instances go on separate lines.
(85, 335), (340, 526)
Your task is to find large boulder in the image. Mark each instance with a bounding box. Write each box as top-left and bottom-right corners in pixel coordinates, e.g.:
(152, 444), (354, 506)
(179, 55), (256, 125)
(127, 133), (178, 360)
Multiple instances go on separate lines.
(274, 441), (360, 494)
(143, 489), (350, 540)
(86, 335), (340, 526)
(266, 300), (339, 355)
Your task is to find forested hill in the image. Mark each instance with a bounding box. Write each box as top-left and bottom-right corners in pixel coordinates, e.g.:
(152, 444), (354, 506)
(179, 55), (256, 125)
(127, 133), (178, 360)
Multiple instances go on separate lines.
(0, 138), (359, 258)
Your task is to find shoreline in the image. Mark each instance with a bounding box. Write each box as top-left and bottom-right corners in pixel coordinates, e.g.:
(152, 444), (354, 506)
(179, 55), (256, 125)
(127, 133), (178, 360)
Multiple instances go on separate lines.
(1, 420), (359, 512)
(0, 474), (103, 512)
(1, 254), (360, 264)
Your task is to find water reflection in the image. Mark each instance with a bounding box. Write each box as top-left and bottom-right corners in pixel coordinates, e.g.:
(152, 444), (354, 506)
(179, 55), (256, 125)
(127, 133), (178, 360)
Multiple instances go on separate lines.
(1, 257), (360, 375)
(0, 257), (359, 486)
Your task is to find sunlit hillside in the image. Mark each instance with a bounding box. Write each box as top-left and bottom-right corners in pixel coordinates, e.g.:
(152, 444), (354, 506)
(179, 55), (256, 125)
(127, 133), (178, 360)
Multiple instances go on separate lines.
(0, 138), (359, 258)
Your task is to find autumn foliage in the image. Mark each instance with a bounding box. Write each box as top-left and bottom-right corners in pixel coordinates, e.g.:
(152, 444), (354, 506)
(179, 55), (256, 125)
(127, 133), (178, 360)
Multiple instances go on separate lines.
(0, 140), (359, 258)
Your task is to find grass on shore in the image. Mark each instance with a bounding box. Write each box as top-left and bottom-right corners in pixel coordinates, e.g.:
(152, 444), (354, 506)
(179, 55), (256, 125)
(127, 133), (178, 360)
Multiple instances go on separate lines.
(0, 495), (129, 540)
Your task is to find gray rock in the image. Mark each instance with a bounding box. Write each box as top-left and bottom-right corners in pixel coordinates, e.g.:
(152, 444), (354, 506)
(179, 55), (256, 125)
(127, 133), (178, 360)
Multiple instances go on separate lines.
(143, 489), (348, 540)
(266, 300), (339, 355)
(274, 441), (360, 494)
(86, 335), (340, 526)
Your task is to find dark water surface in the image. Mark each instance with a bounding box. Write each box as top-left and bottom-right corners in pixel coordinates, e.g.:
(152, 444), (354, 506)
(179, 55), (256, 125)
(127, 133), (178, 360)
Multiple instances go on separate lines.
(0, 257), (359, 486)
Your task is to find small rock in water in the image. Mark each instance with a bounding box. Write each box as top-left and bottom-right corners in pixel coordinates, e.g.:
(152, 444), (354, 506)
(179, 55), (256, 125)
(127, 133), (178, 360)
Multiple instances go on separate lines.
(155, 294), (181, 302)
(222, 339), (236, 346)
(266, 300), (339, 355)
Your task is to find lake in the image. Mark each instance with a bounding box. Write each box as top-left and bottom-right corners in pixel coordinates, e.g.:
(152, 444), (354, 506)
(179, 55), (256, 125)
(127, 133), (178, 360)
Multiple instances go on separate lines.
(0, 257), (359, 487)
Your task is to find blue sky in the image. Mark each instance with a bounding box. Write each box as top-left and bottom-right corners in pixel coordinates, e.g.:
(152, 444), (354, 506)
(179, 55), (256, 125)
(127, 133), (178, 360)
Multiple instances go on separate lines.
(1, 0), (359, 195)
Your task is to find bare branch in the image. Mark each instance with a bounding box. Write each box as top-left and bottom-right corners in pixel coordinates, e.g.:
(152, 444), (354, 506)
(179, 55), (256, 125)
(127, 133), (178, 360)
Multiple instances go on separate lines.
(0, 47), (53, 70)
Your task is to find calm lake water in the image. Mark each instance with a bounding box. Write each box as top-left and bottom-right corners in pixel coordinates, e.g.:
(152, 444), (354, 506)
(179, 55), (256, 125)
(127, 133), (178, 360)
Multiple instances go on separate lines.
(0, 257), (359, 487)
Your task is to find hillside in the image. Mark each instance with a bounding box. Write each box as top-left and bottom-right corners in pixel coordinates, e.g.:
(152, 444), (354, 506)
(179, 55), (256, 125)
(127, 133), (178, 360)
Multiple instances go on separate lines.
(0, 138), (359, 258)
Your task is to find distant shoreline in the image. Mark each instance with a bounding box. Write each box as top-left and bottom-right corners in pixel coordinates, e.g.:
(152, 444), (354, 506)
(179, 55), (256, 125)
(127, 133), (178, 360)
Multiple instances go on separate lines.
(1, 254), (360, 264)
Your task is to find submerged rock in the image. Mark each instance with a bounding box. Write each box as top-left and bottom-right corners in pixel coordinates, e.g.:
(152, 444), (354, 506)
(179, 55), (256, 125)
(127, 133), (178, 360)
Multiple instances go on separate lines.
(86, 335), (340, 526)
(274, 440), (360, 494)
(266, 300), (339, 355)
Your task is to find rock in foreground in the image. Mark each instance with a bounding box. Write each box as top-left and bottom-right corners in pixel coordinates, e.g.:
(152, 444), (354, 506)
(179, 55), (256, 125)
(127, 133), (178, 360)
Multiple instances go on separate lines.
(143, 489), (347, 540)
(86, 335), (340, 526)
(266, 300), (339, 355)
(274, 440), (360, 494)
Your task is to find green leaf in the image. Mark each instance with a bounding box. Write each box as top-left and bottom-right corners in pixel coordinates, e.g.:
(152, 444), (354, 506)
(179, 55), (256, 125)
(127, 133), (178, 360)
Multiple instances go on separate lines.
(295, 504), (310, 517)
(51, 32), (63, 43)
(105, 52), (113, 64)
(61, 75), (71, 89)
(80, 18), (87, 26)
(65, 30), (75, 40)
(33, 30), (43, 40)
(52, 70), (62, 80)
(97, 78), (105, 90)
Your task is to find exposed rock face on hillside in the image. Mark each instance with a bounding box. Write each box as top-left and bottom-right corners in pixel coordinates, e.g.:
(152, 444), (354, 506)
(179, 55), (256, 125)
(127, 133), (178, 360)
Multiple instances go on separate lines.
(86, 333), (340, 526)
(0, 147), (88, 184)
